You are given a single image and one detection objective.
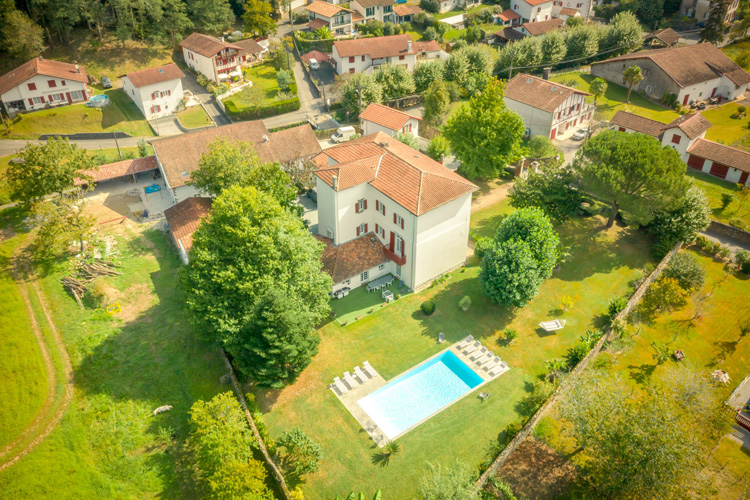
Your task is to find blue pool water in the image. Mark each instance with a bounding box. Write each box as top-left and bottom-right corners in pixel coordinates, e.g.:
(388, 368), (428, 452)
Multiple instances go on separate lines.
(357, 351), (483, 439)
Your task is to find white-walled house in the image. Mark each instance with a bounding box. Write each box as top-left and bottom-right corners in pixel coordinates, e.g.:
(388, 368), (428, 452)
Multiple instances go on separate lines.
(504, 73), (593, 140)
(359, 103), (420, 138)
(121, 63), (185, 120)
(313, 132), (477, 292)
(163, 197), (213, 264)
(332, 35), (441, 75)
(551, 0), (602, 19)
(180, 33), (246, 83)
(350, 0), (396, 23)
(511, 0), (554, 22)
(306, 1), (356, 36)
(0, 57), (89, 116)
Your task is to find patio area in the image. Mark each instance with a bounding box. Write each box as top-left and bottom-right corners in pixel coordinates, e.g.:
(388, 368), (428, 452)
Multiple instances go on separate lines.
(331, 280), (410, 326)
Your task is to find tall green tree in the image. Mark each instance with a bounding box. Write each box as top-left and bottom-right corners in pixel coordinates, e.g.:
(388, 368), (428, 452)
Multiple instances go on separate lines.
(422, 79), (451, 128)
(1, 10), (45, 59)
(699, 0), (730, 44)
(184, 186), (331, 350)
(444, 49), (470, 86)
(638, 0), (664, 26)
(601, 10), (644, 55)
(565, 24), (600, 61)
(339, 72), (383, 116)
(509, 163), (583, 224)
(540, 30), (567, 65)
(623, 65), (644, 103)
(374, 63), (416, 100)
(426, 135), (451, 162)
(461, 45), (495, 75)
(162, 0), (193, 47)
(32, 192), (95, 258)
(189, 0), (235, 34)
(443, 79), (525, 179)
(418, 462), (476, 500)
(647, 185), (711, 247)
(573, 130), (689, 228)
(243, 0), (278, 36)
(589, 77), (608, 106)
(413, 59), (445, 93)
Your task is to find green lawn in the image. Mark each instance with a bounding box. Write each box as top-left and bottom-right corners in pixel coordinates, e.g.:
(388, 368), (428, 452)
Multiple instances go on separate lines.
(703, 103), (750, 148)
(470, 198), (514, 239)
(549, 71), (679, 123)
(175, 105), (213, 129)
(249, 211), (652, 499)
(244, 63), (283, 98)
(330, 282), (409, 326)
(6, 89), (155, 139)
(722, 39), (750, 68)
(0, 224), (227, 498)
(688, 170), (750, 231)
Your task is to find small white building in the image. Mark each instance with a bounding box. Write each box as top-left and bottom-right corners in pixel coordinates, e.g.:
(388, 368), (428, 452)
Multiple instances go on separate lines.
(359, 102), (420, 138)
(163, 197), (213, 264)
(679, 0), (739, 22)
(0, 57), (89, 116)
(306, 1), (356, 36)
(121, 63), (185, 120)
(180, 32), (246, 83)
(350, 0), (396, 23)
(510, 0), (554, 22)
(513, 18), (563, 37)
(313, 132), (477, 292)
(504, 73), (593, 140)
(332, 34), (441, 75)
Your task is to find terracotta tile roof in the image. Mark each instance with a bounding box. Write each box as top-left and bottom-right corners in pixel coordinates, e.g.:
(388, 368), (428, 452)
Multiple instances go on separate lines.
(352, 11), (365, 21)
(394, 4), (421, 16)
(359, 103), (420, 130)
(524, 0), (552, 4)
(647, 28), (681, 46)
(334, 34), (417, 59)
(592, 43), (750, 88)
(0, 57), (88, 96)
(609, 111), (666, 137)
(302, 50), (331, 64)
(123, 63), (185, 88)
(413, 40), (441, 53)
(687, 139), (750, 174)
(504, 73), (590, 113)
(521, 18), (563, 36)
(75, 156), (159, 186)
(559, 7), (579, 16)
(164, 197), (213, 254)
(494, 27), (526, 42)
(355, 0), (394, 7)
(152, 122), (321, 189)
(313, 132), (477, 215)
(180, 33), (243, 58)
(497, 8), (521, 21)
(233, 38), (265, 55)
(306, 1), (352, 17)
(308, 18), (330, 30)
(664, 113), (712, 139)
(315, 233), (388, 283)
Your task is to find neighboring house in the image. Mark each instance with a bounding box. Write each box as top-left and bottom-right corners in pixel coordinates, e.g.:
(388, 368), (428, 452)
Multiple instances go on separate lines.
(496, 8), (522, 26)
(644, 28), (681, 48)
(437, 0), (479, 13)
(394, 4), (422, 23)
(121, 63), (185, 120)
(350, 0), (396, 23)
(591, 43), (750, 107)
(164, 197), (213, 264)
(0, 57), (89, 116)
(312, 132), (478, 292)
(493, 27), (527, 44)
(331, 34), (441, 74)
(233, 38), (267, 65)
(503, 73), (593, 139)
(513, 18), (563, 36)
(679, 0), (739, 22)
(306, 1), (355, 36)
(151, 121), (322, 204)
(75, 156), (160, 187)
(610, 110), (750, 186)
(511, 0), (555, 22)
(359, 103), (420, 138)
(551, 0), (601, 19)
(180, 32), (245, 83)
(557, 7), (582, 22)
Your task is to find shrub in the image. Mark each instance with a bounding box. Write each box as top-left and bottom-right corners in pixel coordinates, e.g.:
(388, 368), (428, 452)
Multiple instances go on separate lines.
(736, 250), (750, 273)
(718, 246), (731, 261)
(419, 0), (440, 13)
(224, 96), (301, 120)
(196, 73), (209, 87)
(421, 300), (436, 315)
(608, 296), (628, 319)
(503, 328), (518, 344)
(503, 421), (522, 444)
(458, 295), (472, 311)
(694, 235), (709, 248)
(565, 341), (590, 367)
(474, 236), (493, 258)
(663, 252), (705, 291)
(423, 26), (440, 42)
(721, 192), (734, 209)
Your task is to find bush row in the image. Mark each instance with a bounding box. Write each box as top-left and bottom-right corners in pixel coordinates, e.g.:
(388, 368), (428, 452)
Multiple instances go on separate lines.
(224, 97), (301, 120)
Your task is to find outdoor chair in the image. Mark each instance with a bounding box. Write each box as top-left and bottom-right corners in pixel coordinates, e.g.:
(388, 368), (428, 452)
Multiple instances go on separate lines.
(483, 356), (502, 372)
(475, 353), (493, 367)
(333, 376), (349, 394)
(470, 347), (488, 361)
(438, 332), (445, 343)
(463, 341), (482, 355)
(354, 365), (370, 382)
(479, 392), (490, 401)
(455, 335), (474, 350)
(489, 362), (509, 377)
(363, 360), (380, 378)
(539, 319), (566, 332)
(344, 371), (359, 388)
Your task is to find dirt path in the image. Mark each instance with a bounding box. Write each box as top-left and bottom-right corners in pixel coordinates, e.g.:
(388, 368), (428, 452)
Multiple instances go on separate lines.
(0, 242), (74, 472)
(471, 180), (513, 213)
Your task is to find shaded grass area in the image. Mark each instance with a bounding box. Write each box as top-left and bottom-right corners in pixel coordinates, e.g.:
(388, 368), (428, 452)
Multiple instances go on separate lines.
(470, 198), (514, 240)
(703, 103), (750, 149)
(175, 106), (213, 129)
(330, 282), (407, 326)
(722, 39), (750, 67)
(6, 89), (155, 139)
(0, 225), (227, 499)
(688, 170), (750, 231)
(249, 214), (652, 499)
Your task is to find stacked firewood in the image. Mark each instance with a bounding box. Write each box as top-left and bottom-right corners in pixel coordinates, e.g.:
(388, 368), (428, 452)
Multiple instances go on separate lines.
(61, 260), (122, 308)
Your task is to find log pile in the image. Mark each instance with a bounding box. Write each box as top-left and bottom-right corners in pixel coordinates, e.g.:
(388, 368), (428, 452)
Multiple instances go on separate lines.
(61, 260), (122, 308)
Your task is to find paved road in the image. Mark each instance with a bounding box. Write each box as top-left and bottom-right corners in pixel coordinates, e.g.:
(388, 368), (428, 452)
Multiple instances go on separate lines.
(263, 52), (325, 129)
(0, 136), (152, 156)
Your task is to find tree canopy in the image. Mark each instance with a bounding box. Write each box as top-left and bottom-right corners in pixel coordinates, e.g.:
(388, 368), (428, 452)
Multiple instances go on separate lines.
(374, 63), (415, 100)
(509, 163), (583, 224)
(242, 0), (277, 36)
(647, 185), (711, 248)
(573, 130), (689, 227)
(422, 80), (451, 128)
(700, 0), (730, 44)
(418, 462), (476, 500)
(623, 65), (643, 103)
(339, 72), (383, 116)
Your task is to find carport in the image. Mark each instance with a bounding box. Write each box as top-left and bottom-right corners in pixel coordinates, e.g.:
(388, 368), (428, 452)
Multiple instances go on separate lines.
(75, 155), (159, 187)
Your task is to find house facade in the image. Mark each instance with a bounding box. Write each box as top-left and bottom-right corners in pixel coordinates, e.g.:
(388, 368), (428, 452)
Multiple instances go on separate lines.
(359, 103), (420, 138)
(591, 44), (750, 107)
(332, 35), (441, 74)
(313, 132), (477, 291)
(350, 0), (396, 23)
(511, 0), (555, 22)
(679, 0), (739, 22)
(306, 1), (355, 36)
(0, 57), (89, 116)
(513, 18), (563, 37)
(121, 63), (185, 120)
(180, 33), (245, 83)
(504, 73), (593, 140)
(551, 0), (601, 19)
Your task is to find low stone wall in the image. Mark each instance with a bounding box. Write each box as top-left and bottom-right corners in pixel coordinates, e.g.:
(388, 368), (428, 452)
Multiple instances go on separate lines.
(474, 241), (683, 493)
(706, 220), (750, 246)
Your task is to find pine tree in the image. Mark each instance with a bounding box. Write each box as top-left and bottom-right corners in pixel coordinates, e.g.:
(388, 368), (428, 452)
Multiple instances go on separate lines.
(699, 0), (730, 44)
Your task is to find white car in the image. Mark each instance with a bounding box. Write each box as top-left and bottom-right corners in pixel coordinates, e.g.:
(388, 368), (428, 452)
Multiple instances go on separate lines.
(309, 58), (320, 70)
(572, 128), (589, 141)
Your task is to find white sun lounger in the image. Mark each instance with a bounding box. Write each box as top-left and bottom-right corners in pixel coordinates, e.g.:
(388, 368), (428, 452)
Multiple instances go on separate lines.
(489, 362), (509, 377)
(482, 356), (502, 372)
(475, 352), (493, 367)
(455, 335), (474, 350)
(333, 376), (349, 393)
(363, 361), (380, 379)
(344, 371), (359, 388)
(354, 366), (369, 383)
(463, 341), (482, 355)
(539, 319), (566, 332)
(470, 347), (488, 361)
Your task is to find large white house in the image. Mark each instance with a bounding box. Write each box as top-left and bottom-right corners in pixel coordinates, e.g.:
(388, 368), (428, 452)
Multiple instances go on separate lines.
(121, 63), (185, 120)
(313, 132), (477, 292)
(504, 73), (593, 140)
(306, 1), (358, 36)
(180, 33), (246, 83)
(350, 0), (396, 23)
(359, 103), (420, 138)
(332, 34), (442, 75)
(511, 0), (554, 22)
(0, 57), (89, 116)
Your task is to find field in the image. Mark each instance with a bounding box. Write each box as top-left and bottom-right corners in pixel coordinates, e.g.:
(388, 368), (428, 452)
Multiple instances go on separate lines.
(688, 170), (750, 231)
(176, 106), (213, 129)
(249, 206), (653, 499)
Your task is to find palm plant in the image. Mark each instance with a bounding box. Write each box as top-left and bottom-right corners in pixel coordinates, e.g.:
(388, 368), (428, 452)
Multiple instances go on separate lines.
(623, 65), (644, 103)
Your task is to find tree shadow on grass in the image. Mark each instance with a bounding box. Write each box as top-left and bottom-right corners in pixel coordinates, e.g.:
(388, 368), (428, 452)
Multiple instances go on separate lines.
(628, 363), (657, 384)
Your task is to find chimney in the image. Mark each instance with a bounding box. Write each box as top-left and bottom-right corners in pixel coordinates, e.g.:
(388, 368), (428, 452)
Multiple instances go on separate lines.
(261, 134), (269, 142)
(407, 39), (413, 52)
(332, 174), (339, 189)
(75, 64), (80, 73)
(542, 67), (551, 80)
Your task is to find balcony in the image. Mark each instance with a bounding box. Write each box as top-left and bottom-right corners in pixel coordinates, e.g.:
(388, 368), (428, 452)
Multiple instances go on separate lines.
(383, 245), (406, 266)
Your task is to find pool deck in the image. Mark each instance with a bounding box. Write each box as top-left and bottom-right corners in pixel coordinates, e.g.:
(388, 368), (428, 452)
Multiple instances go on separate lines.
(330, 336), (509, 447)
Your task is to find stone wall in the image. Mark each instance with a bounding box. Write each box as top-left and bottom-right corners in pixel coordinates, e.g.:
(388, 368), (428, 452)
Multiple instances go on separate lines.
(706, 220), (750, 246)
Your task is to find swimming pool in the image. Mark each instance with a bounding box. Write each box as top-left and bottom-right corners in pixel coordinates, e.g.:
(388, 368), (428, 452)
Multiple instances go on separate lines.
(357, 351), (483, 440)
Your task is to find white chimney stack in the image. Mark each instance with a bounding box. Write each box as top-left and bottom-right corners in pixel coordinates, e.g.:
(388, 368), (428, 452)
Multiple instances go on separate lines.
(407, 39), (413, 52)
(332, 174), (338, 189)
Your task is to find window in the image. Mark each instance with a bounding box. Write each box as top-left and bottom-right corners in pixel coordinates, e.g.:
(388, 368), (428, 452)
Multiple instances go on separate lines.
(376, 200), (386, 214)
(355, 198), (367, 213)
(361, 55), (365, 61)
(384, 5), (391, 12)
(394, 213), (404, 229)
(395, 234), (404, 255)
(378, 264), (385, 270)
(671, 134), (681, 145)
(366, 6), (374, 15)
(349, 68), (355, 73)
(356, 222), (368, 236)
(343, 279), (351, 285)
(349, 56), (355, 63)
(361, 271), (369, 281)
(151, 104), (161, 113)
(71, 90), (83, 101)
(27, 83), (37, 91)
(399, 55), (405, 60)
(61, 80), (65, 86)
(646, 85), (652, 93)
(48, 80), (57, 88)
(32, 96), (44, 104)
(396, 265), (401, 276)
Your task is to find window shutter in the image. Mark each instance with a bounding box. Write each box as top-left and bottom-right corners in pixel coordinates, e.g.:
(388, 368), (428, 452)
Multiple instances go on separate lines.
(389, 232), (395, 251)
(28, 83), (36, 91)
(400, 218), (404, 230)
(376, 200), (379, 211)
(355, 203), (360, 214)
(393, 213), (397, 223)
(40, 95), (45, 103)
(375, 223), (379, 233)
(356, 226), (361, 236)
(365, 223), (368, 233)
(364, 199), (367, 210)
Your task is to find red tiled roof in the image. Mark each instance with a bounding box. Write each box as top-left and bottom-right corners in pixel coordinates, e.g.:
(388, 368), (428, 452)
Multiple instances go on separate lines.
(355, 0), (394, 7)
(164, 197), (213, 254)
(180, 33), (243, 58)
(609, 111), (666, 137)
(0, 58), (88, 96)
(559, 7), (579, 16)
(75, 156), (159, 186)
(352, 11), (365, 21)
(521, 18), (563, 36)
(647, 28), (681, 46)
(523, 0), (553, 5)
(313, 132), (477, 215)
(123, 63), (184, 88)
(494, 27), (526, 42)
(394, 4), (421, 16)
(664, 113), (712, 140)
(413, 40), (441, 53)
(302, 50), (331, 64)
(687, 139), (750, 174)
(315, 233), (388, 283)
(233, 38), (265, 55)
(504, 73), (590, 113)
(308, 18), (330, 30)
(359, 102), (420, 131)
(334, 34), (417, 59)
(306, 0), (352, 17)
(498, 8), (521, 21)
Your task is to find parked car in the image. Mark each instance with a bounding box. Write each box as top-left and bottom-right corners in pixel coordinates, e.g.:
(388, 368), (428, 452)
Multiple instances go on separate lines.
(331, 126), (356, 143)
(309, 58), (320, 70)
(572, 128), (588, 141)
(101, 75), (112, 89)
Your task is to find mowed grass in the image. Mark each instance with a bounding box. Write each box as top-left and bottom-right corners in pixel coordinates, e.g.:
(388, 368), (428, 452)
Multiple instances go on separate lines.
(330, 282), (407, 325)
(249, 211), (652, 499)
(175, 106), (213, 129)
(6, 89), (155, 139)
(703, 103), (750, 148)
(549, 71), (679, 123)
(0, 224), (227, 499)
(536, 249), (750, 498)
(688, 170), (750, 231)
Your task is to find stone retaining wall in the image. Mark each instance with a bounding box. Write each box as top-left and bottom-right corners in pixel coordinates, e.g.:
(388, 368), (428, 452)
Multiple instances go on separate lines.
(706, 220), (750, 246)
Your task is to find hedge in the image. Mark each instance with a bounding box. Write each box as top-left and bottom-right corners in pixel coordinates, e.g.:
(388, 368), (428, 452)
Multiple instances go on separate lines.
(224, 97), (301, 120)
